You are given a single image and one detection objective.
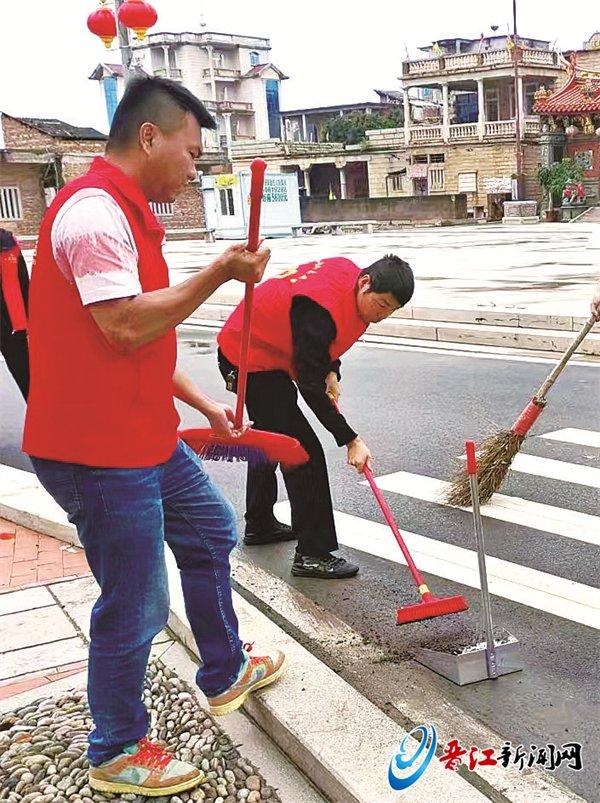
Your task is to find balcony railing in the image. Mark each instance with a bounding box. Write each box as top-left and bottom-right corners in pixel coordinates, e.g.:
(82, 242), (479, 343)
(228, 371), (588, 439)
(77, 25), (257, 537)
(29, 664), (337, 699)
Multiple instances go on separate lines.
(203, 67), (241, 80)
(216, 100), (253, 112)
(449, 122), (478, 140)
(153, 68), (182, 80)
(403, 47), (558, 76)
(373, 117), (541, 146)
(410, 125), (443, 142)
(485, 119), (516, 137)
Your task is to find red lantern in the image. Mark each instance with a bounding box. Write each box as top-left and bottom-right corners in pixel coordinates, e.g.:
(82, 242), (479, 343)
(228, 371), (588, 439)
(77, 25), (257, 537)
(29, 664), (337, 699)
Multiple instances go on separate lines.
(117, 0), (158, 41)
(87, 1), (117, 49)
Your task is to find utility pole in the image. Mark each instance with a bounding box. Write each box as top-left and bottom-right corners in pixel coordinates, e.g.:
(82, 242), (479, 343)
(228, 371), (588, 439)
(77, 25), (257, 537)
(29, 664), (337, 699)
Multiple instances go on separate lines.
(512, 0), (524, 199)
(114, 0), (133, 72)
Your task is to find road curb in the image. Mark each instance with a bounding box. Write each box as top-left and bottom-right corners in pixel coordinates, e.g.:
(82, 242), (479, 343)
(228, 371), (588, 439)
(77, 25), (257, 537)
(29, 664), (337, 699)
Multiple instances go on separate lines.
(185, 303), (600, 357)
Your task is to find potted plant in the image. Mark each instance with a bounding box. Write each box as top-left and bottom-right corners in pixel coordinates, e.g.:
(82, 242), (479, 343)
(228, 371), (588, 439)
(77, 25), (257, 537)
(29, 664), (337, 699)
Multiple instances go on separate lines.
(537, 158), (584, 222)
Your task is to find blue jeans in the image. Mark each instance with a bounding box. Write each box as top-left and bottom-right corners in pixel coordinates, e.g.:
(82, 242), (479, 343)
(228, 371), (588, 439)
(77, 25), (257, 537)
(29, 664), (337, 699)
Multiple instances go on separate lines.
(31, 439), (244, 766)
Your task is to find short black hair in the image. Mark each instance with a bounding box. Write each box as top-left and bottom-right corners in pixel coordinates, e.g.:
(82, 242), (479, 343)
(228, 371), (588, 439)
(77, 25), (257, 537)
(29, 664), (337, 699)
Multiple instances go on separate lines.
(360, 254), (414, 307)
(107, 76), (216, 151)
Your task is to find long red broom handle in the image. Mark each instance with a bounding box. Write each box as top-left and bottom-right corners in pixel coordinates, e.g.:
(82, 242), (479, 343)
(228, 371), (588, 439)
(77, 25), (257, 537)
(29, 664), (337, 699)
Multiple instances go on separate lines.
(511, 315), (596, 437)
(535, 315), (596, 401)
(362, 464), (430, 593)
(234, 158), (267, 429)
(329, 395), (430, 594)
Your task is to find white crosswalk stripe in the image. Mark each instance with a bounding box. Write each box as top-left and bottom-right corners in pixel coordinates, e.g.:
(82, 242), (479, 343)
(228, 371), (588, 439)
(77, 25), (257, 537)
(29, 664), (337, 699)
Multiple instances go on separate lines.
(458, 451), (600, 488)
(365, 470), (600, 547)
(502, 453), (600, 488)
(539, 428), (600, 449)
(274, 503), (600, 629)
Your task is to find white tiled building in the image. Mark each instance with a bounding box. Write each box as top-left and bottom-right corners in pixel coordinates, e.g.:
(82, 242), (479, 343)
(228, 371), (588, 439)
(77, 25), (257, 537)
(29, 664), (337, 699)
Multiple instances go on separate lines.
(90, 30), (287, 158)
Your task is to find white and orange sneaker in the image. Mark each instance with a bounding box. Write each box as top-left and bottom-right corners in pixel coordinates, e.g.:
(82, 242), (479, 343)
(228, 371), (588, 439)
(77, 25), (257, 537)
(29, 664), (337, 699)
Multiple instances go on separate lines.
(88, 738), (203, 797)
(207, 644), (286, 716)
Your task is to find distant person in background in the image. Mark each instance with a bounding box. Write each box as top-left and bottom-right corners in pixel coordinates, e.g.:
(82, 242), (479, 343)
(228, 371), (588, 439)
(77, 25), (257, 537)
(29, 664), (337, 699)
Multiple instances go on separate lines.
(0, 229), (29, 399)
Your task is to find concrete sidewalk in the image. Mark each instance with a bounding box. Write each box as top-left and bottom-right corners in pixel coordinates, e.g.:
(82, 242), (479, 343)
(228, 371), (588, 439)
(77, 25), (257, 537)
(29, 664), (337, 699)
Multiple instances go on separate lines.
(0, 517), (324, 803)
(0, 465), (587, 803)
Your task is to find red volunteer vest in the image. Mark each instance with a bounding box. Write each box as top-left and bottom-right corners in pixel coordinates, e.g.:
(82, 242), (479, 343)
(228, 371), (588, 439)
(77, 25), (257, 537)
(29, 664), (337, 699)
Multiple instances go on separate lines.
(23, 157), (179, 467)
(218, 256), (367, 373)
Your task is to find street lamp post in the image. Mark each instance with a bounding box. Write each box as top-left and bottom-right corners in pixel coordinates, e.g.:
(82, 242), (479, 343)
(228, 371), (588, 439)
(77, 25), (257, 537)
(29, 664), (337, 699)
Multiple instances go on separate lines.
(512, 0), (524, 200)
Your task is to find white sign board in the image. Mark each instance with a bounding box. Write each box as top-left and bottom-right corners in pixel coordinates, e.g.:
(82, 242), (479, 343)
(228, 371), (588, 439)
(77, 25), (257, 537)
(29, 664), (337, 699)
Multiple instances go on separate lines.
(483, 177), (512, 194)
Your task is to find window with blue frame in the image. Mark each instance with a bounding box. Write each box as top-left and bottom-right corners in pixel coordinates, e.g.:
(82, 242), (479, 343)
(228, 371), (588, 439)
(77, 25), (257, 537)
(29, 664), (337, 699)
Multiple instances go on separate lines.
(104, 76), (118, 126)
(249, 51), (260, 66)
(265, 79), (281, 138)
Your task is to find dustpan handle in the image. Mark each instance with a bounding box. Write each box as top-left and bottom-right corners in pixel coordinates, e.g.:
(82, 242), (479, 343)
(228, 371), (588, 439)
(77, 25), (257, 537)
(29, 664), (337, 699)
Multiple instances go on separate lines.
(235, 159), (267, 429)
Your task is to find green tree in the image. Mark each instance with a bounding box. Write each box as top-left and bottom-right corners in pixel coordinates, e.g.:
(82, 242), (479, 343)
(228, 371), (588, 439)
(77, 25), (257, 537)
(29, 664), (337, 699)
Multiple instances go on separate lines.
(323, 109), (404, 145)
(537, 158), (584, 211)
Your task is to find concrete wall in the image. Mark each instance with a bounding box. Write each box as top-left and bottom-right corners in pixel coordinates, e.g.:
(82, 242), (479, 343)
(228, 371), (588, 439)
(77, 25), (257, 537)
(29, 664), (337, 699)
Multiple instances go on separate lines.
(299, 194), (468, 222)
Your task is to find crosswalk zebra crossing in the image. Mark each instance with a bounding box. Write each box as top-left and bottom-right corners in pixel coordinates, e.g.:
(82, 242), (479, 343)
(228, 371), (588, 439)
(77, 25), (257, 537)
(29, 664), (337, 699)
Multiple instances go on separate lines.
(274, 427), (600, 630)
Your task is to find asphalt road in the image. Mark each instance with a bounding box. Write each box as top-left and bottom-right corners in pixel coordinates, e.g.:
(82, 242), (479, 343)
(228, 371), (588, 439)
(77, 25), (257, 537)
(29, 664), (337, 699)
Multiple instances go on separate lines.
(2, 329), (599, 800)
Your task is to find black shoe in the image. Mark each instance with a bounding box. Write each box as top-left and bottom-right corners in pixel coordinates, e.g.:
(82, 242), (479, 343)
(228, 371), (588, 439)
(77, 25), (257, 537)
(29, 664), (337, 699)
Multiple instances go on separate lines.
(291, 552), (359, 579)
(243, 521), (297, 546)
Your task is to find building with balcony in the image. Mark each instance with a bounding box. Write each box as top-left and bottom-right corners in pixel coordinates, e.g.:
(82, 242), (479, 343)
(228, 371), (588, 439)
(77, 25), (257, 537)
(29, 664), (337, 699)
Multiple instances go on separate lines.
(89, 30), (287, 163)
(363, 34), (565, 217)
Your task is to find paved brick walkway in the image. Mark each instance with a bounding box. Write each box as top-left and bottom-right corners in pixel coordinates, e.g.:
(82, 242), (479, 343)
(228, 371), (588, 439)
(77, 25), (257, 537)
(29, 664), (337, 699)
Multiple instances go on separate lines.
(0, 517), (90, 590)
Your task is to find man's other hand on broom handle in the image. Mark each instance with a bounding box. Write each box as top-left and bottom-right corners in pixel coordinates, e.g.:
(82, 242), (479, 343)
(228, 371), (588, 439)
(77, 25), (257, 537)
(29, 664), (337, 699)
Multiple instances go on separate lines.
(591, 280), (600, 323)
(216, 242), (271, 284)
(347, 436), (373, 474)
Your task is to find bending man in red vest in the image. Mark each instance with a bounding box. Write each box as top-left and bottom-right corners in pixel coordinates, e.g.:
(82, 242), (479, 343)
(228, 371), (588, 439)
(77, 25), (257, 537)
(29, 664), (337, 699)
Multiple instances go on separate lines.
(23, 77), (284, 799)
(218, 254), (414, 579)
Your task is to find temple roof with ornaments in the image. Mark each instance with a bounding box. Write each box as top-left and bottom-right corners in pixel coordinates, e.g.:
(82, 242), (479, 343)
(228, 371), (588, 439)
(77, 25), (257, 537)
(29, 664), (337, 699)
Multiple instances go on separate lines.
(534, 34), (600, 115)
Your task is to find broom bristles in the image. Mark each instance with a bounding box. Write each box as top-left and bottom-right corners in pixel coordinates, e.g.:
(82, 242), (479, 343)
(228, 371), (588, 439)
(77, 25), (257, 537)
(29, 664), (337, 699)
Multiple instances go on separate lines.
(180, 427), (309, 469)
(445, 429), (525, 508)
(397, 594), (469, 624)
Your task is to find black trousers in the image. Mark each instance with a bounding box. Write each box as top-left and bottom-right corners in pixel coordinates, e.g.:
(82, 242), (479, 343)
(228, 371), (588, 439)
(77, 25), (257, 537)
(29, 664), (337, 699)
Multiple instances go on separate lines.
(0, 321), (28, 400)
(218, 350), (338, 557)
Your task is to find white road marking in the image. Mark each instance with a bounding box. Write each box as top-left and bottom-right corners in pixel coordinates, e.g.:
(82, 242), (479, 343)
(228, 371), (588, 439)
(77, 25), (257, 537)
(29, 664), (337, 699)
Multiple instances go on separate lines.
(494, 453), (600, 488)
(539, 428), (600, 449)
(274, 503), (600, 629)
(367, 470), (600, 547)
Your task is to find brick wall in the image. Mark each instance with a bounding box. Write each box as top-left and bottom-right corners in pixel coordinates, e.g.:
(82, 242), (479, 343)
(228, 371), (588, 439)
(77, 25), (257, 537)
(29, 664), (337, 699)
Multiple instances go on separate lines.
(2, 116), (105, 156)
(0, 163), (46, 237)
(151, 184), (207, 232)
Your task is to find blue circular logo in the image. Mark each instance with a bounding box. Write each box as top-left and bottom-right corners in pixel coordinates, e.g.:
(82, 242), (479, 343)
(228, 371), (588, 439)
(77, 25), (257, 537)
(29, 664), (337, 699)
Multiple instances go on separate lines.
(388, 724), (438, 791)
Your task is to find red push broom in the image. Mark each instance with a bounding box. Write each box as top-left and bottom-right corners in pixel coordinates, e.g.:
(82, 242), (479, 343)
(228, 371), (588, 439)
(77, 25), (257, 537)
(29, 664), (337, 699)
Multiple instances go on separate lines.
(180, 159), (308, 469)
(330, 397), (468, 623)
(445, 314), (596, 508)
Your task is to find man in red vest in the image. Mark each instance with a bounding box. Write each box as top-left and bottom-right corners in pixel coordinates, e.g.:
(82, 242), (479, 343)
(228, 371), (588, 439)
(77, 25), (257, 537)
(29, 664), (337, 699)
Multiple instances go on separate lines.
(218, 254), (414, 579)
(23, 77), (284, 799)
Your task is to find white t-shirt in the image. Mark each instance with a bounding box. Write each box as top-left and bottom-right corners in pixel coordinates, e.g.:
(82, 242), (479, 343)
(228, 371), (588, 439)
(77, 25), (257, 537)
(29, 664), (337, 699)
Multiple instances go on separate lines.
(51, 188), (142, 305)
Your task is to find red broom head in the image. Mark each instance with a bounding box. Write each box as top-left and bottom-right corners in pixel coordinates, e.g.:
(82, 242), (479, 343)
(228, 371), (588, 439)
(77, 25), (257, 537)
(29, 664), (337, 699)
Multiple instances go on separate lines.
(396, 594), (469, 625)
(180, 427), (309, 469)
